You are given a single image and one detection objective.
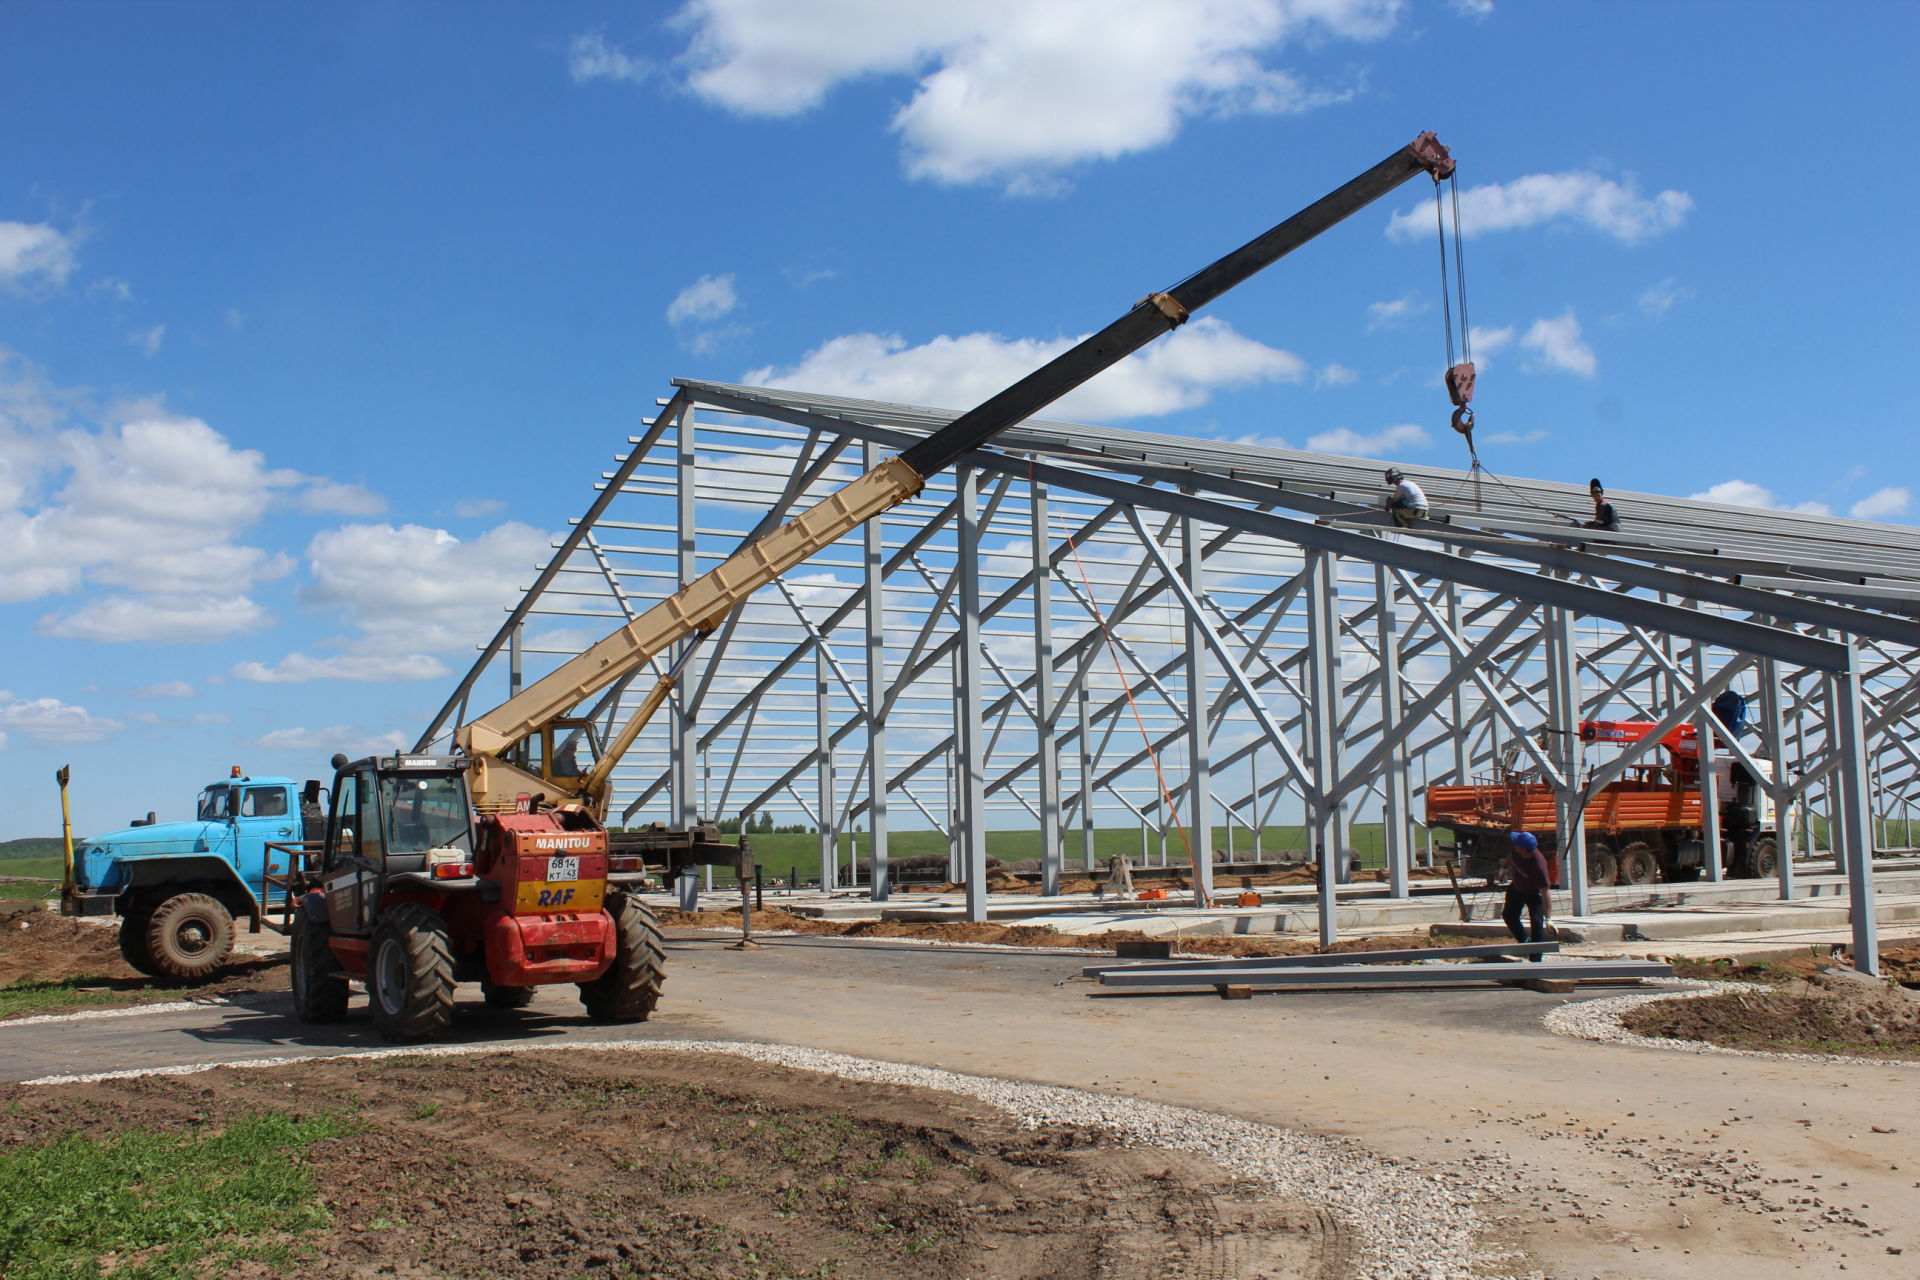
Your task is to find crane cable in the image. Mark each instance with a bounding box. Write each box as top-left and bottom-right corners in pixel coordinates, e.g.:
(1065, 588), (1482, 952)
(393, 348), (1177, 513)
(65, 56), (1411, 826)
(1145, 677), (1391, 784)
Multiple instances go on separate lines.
(1432, 170), (1483, 508)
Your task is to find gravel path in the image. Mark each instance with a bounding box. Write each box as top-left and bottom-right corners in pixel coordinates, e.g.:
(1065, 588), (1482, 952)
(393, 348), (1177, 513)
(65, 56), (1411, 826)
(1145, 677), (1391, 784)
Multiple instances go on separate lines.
(1543, 979), (1920, 1068)
(21, 1032), (1524, 1280)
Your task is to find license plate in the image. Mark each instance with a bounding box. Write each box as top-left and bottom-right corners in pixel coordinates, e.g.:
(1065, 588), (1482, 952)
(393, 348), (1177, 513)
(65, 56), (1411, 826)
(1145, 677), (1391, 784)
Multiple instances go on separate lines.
(547, 856), (579, 881)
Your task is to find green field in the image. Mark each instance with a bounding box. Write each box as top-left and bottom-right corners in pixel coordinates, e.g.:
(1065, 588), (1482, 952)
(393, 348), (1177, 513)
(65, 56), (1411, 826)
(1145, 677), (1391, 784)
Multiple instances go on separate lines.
(0, 838), (63, 862)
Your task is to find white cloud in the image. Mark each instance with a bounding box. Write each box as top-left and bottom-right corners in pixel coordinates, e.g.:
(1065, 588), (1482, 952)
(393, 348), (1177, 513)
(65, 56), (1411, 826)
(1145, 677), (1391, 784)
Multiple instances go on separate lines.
(131, 324), (165, 358)
(0, 222), (76, 290)
(1637, 277), (1692, 319)
(1365, 294), (1425, 331)
(1448, 0), (1494, 16)
(1850, 486), (1910, 521)
(1304, 423), (1429, 457)
(132, 680), (197, 699)
(90, 277), (132, 302)
(569, 30), (652, 84)
(234, 520), (552, 682)
(1689, 479), (1832, 517)
(233, 652), (450, 684)
(39, 594), (274, 643)
(453, 497), (507, 518)
(746, 315), (1305, 421)
(0, 408), (298, 604)
(667, 273), (740, 326)
(1315, 362), (1357, 388)
(0, 690), (120, 745)
(298, 479), (387, 516)
(1387, 171), (1693, 245)
(1480, 428), (1548, 446)
(674, 0), (1398, 191)
(247, 725), (410, 755)
(1519, 310), (1596, 377)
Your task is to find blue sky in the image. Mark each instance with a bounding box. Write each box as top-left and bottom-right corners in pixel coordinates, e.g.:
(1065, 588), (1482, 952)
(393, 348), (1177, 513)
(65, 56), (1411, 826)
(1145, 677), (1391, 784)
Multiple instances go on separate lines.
(3, 0), (1915, 838)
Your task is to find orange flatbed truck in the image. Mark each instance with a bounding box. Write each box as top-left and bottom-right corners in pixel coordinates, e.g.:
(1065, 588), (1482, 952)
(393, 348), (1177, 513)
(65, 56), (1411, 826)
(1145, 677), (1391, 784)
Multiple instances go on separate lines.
(1425, 719), (1786, 888)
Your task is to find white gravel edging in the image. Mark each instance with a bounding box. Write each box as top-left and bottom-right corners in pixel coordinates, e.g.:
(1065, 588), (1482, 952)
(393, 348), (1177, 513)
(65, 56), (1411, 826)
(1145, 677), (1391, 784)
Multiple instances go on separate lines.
(20, 1035), (1508, 1280)
(1544, 980), (1920, 1068)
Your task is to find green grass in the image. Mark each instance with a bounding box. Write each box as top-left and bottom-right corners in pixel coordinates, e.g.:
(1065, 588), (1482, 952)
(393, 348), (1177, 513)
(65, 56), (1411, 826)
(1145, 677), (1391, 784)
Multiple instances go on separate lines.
(0, 839), (64, 862)
(0, 879), (57, 902)
(0, 857), (65, 881)
(0, 977), (180, 1020)
(0, 1110), (345, 1279)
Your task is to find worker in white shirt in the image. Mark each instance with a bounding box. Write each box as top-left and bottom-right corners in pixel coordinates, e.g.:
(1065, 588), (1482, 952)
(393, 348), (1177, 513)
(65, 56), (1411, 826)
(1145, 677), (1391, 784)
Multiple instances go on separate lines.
(1384, 468), (1428, 527)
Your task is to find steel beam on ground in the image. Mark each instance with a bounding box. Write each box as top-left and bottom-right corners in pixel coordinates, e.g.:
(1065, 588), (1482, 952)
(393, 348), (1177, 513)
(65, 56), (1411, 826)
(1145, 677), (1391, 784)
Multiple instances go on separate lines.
(1095, 959), (1673, 988)
(1081, 940), (1560, 977)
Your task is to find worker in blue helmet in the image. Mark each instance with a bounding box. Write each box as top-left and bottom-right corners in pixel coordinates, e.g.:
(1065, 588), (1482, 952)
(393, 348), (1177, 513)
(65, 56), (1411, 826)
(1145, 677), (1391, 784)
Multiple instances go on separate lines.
(1503, 831), (1552, 961)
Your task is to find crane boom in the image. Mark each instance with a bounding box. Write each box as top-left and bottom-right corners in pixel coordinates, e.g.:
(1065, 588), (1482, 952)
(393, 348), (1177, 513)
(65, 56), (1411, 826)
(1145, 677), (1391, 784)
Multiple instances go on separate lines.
(453, 133), (1455, 815)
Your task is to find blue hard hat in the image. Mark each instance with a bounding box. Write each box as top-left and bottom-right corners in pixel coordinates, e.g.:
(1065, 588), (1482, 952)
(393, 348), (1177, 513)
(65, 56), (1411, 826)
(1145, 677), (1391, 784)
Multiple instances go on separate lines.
(1509, 831), (1538, 851)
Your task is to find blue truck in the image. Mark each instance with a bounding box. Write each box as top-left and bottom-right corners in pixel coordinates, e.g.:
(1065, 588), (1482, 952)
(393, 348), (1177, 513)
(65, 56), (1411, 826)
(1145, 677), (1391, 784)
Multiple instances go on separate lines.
(62, 770), (325, 982)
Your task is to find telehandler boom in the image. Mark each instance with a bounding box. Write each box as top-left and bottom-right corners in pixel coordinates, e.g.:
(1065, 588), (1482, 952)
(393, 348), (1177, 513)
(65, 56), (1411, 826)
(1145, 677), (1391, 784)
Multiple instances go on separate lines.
(449, 133), (1457, 818)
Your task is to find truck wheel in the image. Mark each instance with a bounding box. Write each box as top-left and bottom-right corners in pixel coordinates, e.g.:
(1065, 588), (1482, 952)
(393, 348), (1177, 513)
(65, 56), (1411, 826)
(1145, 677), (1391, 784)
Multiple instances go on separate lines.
(1617, 843), (1658, 886)
(291, 906), (349, 1023)
(368, 903), (455, 1043)
(1744, 838), (1780, 880)
(579, 895), (666, 1023)
(117, 909), (163, 977)
(144, 893), (235, 983)
(1585, 846), (1619, 887)
(482, 982), (536, 1010)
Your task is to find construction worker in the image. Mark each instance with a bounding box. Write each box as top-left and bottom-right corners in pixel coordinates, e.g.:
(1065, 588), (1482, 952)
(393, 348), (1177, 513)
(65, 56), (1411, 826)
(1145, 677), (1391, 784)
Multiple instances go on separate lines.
(1383, 468), (1428, 527)
(1582, 477), (1621, 531)
(1502, 831), (1552, 961)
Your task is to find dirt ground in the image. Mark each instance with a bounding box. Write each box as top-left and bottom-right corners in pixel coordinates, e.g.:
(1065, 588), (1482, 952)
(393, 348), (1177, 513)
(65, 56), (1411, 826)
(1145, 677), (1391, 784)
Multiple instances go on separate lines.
(660, 904), (1435, 958)
(0, 1049), (1345, 1280)
(0, 902), (287, 1016)
(1623, 968), (1920, 1061)
(1670, 940), (1920, 985)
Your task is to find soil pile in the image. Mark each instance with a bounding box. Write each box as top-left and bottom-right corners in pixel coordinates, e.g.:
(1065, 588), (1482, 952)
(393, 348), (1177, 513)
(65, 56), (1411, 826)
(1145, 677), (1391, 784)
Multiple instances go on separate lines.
(0, 901), (136, 987)
(0, 902), (288, 1017)
(0, 1050), (1342, 1280)
(1621, 970), (1920, 1061)
(1670, 940), (1920, 986)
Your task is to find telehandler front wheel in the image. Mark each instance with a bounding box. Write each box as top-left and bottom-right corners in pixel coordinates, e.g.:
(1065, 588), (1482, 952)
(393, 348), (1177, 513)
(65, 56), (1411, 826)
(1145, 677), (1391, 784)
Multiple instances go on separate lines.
(579, 895), (666, 1023)
(291, 902), (349, 1023)
(145, 893), (235, 983)
(369, 903), (455, 1043)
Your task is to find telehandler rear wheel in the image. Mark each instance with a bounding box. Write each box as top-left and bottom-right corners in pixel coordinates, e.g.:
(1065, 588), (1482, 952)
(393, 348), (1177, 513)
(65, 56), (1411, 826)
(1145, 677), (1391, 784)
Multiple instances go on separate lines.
(145, 893), (235, 983)
(291, 904), (348, 1023)
(369, 903), (455, 1043)
(579, 895), (666, 1023)
(1584, 845), (1619, 888)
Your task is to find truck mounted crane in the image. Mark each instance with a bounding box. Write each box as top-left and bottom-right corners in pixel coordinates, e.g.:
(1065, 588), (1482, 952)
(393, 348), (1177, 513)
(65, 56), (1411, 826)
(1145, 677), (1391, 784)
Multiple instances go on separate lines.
(261, 133), (1456, 1039)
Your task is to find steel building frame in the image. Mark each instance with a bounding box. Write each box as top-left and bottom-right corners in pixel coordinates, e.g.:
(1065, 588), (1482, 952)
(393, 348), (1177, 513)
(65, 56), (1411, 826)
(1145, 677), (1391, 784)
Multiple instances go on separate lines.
(424, 380), (1920, 974)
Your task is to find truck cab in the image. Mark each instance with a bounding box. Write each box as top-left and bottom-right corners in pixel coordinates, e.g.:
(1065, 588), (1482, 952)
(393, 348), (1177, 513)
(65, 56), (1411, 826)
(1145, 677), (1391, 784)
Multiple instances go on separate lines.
(64, 772), (324, 981)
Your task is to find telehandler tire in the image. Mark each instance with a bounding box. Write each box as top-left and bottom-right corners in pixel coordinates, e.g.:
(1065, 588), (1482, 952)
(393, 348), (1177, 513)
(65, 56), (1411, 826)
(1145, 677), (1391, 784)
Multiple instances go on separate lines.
(579, 895), (666, 1023)
(144, 893), (235, 983)
(369, 903), (455, 1043)
(291, 904), (349, 1023)
(118, 908), (162, 977)
(482, 982), (536, 1010)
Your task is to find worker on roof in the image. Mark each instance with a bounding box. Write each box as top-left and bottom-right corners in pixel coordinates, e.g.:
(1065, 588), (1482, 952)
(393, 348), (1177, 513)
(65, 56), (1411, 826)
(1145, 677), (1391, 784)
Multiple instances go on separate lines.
(1383, 468), (1428, 528)
(1503, 831), (1552, 962)
(1582, 477), (1621, 532)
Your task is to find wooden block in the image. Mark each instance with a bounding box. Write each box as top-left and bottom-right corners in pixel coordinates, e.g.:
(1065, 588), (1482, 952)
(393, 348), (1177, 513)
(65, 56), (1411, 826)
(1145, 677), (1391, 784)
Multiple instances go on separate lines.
(1507, 977), (1575, 993)
(1218, 984), (1253, 1000)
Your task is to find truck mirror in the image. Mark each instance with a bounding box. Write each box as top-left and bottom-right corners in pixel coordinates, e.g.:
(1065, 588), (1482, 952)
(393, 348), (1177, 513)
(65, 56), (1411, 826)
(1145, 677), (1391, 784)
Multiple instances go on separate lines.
(302, 780), (322, 805)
